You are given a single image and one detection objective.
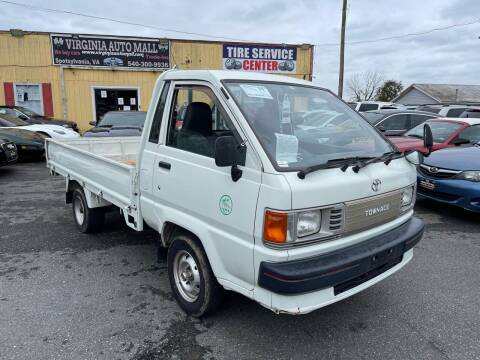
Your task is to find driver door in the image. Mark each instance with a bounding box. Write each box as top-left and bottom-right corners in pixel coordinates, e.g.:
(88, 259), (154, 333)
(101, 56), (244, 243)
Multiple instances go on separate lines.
(152, 81), (262, 291)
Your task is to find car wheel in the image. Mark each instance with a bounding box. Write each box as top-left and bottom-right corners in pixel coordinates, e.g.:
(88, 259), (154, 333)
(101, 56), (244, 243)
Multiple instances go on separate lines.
(167, 233), (223, 317)
(72, 187), (105, 233)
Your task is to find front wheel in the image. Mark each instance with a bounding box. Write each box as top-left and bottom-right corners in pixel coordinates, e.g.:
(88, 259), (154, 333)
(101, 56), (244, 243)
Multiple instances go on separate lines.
(167, 234), (223, 317)
(72, 187), (105, 233)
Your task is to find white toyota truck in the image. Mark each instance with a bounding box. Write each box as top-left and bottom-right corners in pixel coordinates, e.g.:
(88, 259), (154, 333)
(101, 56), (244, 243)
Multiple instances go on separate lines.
(46, 70), (429, 317)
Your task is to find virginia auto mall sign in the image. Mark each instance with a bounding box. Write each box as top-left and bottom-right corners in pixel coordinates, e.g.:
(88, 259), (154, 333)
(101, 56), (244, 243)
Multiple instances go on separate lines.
(51, 33), (170, 70)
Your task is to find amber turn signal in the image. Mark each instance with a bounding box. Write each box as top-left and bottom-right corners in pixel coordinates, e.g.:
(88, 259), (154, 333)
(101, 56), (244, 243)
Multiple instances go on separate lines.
(263, 210), (288, 244)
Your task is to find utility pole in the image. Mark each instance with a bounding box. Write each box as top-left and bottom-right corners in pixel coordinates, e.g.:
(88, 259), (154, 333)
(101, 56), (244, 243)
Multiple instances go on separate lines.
(338, 0), (348, 98)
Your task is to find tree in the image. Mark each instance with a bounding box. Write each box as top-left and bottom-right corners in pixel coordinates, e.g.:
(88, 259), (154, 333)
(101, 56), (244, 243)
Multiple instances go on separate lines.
(376, 80), (403, 102)
(347, 71), (384, 101)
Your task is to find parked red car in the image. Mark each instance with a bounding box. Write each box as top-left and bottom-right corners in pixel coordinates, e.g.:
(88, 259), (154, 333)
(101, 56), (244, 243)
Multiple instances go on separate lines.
(388, 118), (480, 154)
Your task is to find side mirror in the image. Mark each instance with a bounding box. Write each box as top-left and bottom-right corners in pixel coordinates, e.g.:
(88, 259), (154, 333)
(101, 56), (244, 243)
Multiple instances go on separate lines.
(423, 124), (434, 156)
(405, 150), (424, 166)
(452, 137), (470, 146)
(214, 135), (243, 182)
(377, 125), (386, 132)
(89, 120), (96, 126)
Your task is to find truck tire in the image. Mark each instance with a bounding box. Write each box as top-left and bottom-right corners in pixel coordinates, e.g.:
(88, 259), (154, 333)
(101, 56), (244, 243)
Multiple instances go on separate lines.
(167, 233), (223, 317)
(72, 187), (105, 233)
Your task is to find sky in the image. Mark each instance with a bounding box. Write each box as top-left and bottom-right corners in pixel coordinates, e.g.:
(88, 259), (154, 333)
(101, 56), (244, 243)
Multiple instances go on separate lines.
(1, 0), (479, 99)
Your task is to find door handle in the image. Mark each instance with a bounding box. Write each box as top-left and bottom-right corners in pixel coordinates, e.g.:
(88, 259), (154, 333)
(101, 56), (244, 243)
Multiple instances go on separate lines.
(158, 161), (171, 170)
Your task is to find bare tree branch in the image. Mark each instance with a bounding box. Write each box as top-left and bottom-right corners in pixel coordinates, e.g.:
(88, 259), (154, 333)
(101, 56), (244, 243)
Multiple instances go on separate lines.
(347, 71), (384, 101)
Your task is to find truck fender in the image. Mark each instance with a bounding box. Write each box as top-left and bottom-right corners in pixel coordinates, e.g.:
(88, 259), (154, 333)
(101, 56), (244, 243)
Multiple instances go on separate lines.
(66, 179), (111, 209)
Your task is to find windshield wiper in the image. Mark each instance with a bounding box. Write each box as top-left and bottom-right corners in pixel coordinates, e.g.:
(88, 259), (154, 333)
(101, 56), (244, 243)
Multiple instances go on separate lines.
(351, 150), (403, 172)
(407, 134), (423, 139)
(297, 156), (374, 179)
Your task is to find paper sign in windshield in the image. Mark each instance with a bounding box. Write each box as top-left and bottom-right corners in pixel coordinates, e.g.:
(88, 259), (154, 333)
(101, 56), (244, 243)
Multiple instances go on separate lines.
(240, 84), (273, 99)
(275, 133), (298, 165)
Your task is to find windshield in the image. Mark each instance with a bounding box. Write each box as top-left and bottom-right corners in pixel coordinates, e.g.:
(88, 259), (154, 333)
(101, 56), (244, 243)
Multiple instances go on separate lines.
(361, 112), (384, 124)
(16, 106), (39, 117)
(98, 111), (146, 127)
(225, 82), (392, 170)
(405, 121), (463, 143)
(0, 115), (29, 127)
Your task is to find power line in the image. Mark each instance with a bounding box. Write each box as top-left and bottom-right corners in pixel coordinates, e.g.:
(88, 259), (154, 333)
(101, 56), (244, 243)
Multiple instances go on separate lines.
(1, 0), (479, 47)
(315, 18), (480, 47)
(0, 0), (252, 42)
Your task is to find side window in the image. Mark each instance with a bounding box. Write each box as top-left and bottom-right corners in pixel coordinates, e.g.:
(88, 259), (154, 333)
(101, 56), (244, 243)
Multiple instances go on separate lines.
(166, 85), (237, 159)
(380, 114), (408, 130)
(410, 114), (432, 127)
(148, 81), (170, 143)
(457, 125), (480, 143)
(358, 103), (378, 112)
(446, 108), (466, 117)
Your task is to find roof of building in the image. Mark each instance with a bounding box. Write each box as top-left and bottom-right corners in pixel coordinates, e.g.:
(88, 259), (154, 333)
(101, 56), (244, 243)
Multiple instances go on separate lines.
(394, 84), (480, 104)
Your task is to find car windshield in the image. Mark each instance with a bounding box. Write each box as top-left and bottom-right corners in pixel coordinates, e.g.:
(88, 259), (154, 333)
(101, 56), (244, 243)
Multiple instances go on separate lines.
(224, 81), (392, 170)
(98, 112), (146, 127)
(405, 121), (463, 143)
(0, 115), (29, 127)
(361, 112), (384, 124)
(16, 106), (40, 117)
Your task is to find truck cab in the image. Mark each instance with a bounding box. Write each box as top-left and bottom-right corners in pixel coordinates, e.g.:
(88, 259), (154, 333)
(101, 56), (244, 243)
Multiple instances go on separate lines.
(47, 70), (425, 316)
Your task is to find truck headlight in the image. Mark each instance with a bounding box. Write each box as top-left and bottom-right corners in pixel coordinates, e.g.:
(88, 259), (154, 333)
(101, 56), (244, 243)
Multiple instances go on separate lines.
(263, 207), (340, 247)
(455, 171), (480, 182)
(297, 211), (321, 237)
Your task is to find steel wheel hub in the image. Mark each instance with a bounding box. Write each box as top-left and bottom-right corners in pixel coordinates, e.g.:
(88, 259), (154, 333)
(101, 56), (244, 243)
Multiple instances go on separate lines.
(74, 196), (85, 225)
(173, 250), (200, 302)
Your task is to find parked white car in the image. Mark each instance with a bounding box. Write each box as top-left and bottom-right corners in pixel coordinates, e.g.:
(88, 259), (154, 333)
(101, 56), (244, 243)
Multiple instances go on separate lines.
(0, 114), (79, 139)
(352, 101), (405, 112)
(46, 70), (427, 317)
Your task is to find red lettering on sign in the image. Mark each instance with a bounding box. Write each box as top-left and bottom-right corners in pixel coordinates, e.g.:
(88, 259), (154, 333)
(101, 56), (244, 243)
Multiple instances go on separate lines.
(242, 59), (280, 72)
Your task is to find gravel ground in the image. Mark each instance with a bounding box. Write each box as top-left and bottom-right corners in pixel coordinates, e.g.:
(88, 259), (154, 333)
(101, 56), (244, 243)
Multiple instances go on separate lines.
(1, 161), (479, 360)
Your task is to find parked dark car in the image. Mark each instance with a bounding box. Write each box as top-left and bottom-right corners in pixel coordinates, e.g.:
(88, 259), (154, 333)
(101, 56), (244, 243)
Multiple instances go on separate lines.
(0, 137), (18, 167)
(362, 109), (438, 136)
(417, 144), (480, 212)
(0, 128), (46, 160)
(460, 107), (480, 118)
(0, 106), (79, 132)
(84, 111), (147, 137)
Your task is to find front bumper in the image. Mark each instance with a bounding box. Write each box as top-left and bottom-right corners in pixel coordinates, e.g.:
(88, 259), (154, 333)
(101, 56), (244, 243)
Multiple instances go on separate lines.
(258, 217), (424, 295)
(417, 174), (480, 212)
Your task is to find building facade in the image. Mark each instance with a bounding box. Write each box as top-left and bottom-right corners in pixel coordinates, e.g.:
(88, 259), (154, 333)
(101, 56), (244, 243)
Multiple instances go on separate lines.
(0, 30), (314, 131)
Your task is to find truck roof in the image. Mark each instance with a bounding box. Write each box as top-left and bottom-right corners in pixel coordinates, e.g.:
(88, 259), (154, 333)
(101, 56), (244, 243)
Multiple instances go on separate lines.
(162, 69), (320, 88)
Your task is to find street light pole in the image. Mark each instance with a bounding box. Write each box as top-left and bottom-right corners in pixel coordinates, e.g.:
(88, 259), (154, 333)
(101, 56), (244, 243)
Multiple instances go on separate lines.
(338, 0), (348, 98)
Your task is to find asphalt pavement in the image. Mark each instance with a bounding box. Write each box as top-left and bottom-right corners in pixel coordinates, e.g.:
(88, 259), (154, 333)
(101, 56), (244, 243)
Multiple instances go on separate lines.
(1, 161), (479, 360)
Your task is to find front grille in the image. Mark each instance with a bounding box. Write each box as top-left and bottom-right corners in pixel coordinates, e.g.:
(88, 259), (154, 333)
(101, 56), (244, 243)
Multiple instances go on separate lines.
(418, 164), (460, 179)
(344, 190), (402, 234)
(328, 208), (344, 231)
(418, 188), (461, 202)
(1, 142), (17, 161)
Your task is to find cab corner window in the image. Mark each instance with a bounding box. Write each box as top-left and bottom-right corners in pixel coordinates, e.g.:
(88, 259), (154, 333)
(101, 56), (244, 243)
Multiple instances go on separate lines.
(166, 85), (244, 164)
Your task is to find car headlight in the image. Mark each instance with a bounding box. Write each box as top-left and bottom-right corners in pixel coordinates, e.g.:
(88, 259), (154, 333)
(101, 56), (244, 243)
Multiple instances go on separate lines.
(53, 130), (66, 135)
(455, 171), (480, 182)
(401, 185), (416, 212)
(297, 211), (321, 237)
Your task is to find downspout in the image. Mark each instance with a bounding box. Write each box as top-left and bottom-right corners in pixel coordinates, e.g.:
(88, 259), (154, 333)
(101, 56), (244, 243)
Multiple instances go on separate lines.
(60, 66), (68, 119)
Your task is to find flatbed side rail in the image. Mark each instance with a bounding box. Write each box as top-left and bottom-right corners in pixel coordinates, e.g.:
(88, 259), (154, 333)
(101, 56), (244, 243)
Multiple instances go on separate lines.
(45, 138), (142, 231)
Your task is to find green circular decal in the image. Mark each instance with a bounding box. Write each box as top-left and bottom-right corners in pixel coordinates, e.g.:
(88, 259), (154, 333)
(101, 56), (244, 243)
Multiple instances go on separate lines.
(219, 195), (233, 215)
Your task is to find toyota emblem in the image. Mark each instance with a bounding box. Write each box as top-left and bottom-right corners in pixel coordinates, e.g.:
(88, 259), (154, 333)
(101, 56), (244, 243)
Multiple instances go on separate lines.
(429, 167), (439, 173)
(372, 179), (381, 192)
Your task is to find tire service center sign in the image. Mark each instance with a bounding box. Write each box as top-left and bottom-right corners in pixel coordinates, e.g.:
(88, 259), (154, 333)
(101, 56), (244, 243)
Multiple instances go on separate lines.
(223, 44), (297, 73)
(51, 34), (170, 70)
